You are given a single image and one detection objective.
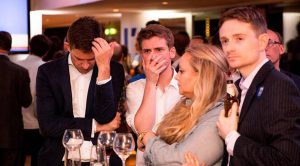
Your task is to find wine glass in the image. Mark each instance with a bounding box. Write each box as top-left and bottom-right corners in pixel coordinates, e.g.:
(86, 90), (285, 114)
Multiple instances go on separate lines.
(97, 131), (116, 165)
(62, 129), (84, 166)
(113, 133), (135, 166)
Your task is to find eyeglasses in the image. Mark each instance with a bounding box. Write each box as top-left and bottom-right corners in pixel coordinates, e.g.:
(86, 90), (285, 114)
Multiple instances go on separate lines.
(268, 39), (282, 46)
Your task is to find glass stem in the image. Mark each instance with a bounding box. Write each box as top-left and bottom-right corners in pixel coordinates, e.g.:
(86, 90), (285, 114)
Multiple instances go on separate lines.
(106, 156), (110, 166)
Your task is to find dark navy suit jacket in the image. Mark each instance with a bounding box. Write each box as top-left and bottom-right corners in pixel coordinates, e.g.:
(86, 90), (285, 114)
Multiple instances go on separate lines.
(223, 61), (300, 166)
(36, 55), (124, 165)
(282, 70), (300, 91)
(0, 55), (32, 149)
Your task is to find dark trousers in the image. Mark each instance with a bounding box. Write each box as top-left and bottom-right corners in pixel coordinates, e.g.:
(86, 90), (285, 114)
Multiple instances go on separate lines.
(0, 148), (22, 166)
(21, 129), (43, 166)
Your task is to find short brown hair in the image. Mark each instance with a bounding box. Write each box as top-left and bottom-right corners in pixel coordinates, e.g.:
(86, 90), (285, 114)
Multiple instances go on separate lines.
(67, 16), (102, 52)
(219, 7), (267, 35)
(30, 34), (52, 57)
(137, 24), (174, 49)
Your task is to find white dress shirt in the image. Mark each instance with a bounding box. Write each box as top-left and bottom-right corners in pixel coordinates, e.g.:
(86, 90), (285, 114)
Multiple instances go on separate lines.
(126, 69), (181, 165)
(65, 54), (94, 160)
(225, 58), (269, 156)
(68, 56), (93, 118)
(63, 54), (112, 161)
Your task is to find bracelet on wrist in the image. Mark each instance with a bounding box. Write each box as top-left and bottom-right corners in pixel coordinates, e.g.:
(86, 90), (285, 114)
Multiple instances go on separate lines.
(138, 131), (149, 148)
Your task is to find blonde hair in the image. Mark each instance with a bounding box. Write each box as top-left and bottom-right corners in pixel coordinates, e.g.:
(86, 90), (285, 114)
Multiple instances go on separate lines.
(156, 44), (229, 144)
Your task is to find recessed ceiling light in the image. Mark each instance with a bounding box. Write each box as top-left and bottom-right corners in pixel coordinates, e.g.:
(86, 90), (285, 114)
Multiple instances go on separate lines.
(162, 1), (168, 5)
(113, 9), (119, 12)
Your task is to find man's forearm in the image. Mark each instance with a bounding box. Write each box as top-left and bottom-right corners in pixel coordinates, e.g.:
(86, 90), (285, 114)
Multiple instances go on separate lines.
(134, 82), (157, 133)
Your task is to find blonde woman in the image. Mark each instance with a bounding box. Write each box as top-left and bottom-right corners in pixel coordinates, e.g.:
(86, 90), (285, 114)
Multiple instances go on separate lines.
(139, 44), (228, 165)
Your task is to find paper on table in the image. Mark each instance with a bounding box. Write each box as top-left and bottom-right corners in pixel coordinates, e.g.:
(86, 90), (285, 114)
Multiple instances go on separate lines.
(62, 141), (93, 162)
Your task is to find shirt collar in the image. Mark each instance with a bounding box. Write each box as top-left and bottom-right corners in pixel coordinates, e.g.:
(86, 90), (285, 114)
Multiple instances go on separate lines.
(0, 53), (9, 57)
(68, 53), (73, 66)
(240, 58), (268, 90)
(169, 68), (179, 90)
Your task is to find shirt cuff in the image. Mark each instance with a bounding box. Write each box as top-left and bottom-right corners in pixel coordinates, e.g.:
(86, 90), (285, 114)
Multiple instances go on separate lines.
(91, 119), (97, 138)
(96, 76), (112, 85)
(225, 130), (240, 156)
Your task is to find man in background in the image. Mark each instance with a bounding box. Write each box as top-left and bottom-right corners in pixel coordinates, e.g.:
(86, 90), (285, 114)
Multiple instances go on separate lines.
(13, 34), (52, 166)
(189, 35), (207, 47)
(266, 29), (300, 90)
(172, 31), (190, 71)
(287, 21), (300, 76)
(0, 31), (32, 165)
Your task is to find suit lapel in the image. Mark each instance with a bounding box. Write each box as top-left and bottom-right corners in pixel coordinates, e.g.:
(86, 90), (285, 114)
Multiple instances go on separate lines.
(85, 66), (98, 118)
(59, 55), (73, 116)
(238, 61), (274, 124)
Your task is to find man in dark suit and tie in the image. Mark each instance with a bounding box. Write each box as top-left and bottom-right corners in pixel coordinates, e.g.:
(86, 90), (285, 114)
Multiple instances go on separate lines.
(0, 31), (32, 165)
(217, 7), (300, 165)
(36, 17), (124, 165)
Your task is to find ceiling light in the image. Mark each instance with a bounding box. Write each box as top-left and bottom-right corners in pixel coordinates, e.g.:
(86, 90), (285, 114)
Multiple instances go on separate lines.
(113, 9), (119, 12)
(162, 1), (168, 5)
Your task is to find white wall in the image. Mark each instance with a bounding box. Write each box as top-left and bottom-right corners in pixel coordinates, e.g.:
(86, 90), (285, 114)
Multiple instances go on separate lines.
(283, 12), (300, 46)
(30, 11), (43, 38)
(31, 0), (101, 10)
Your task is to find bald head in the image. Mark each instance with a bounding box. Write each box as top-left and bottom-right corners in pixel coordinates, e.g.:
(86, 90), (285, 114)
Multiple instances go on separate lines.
(111, 42), (123, 62)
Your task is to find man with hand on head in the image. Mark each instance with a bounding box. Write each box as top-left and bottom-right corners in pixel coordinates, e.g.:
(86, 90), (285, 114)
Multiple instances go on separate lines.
(217, 7), (300, 165)
(266, 29), (300, 90)
(36, 17), (124, 166)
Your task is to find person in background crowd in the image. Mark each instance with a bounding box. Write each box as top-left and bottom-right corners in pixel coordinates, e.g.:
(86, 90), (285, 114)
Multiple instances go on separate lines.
(145, 20), (161, 26)
(121, 44), (133, 80)
(111, 42), (132, 81)
(140, 45), (227, 165)
(217, 7), (300, 165)
(172, 31), (190, 71)
(189, 35), (207, 47)
(52, 35), (70, 60)
(111, 41), (123, 63)
(287, 21), (300, 76)
(126, 24), (181, 165)
(36, 16), (124, 166)
(0, 31), (32, 166)
(42, 36), (61, 61)
(110, 41), (131, 133)
(14, 34), (51, 166)
(266, 29), (300, 90)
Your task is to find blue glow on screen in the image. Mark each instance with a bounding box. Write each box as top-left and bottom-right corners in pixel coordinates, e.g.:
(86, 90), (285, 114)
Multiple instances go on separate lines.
(0, 0), (29, 52)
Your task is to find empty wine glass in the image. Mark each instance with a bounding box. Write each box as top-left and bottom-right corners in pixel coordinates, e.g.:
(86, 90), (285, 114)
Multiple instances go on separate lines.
(62, 129), (84, 166)
(98, 131), (116, 165)
(113, 133), (135, 166)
